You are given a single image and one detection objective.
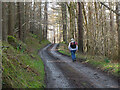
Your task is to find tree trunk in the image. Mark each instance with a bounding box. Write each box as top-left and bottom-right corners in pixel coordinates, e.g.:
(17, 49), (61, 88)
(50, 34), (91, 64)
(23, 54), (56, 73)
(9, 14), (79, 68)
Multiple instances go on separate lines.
(78, 2), (83, 53)
(17, 2), (23, 40)
(61, 3), (67, 44)
(44, 2), (48, 40)
(24, 2), (29, 41)
(68, 2), (75, 41)
(2, 3), (8, 41)
(8, 2), (15, 36)
(22, 2), (25, 42)
(39, 2), (43, 43)
(82, 2), (89, 53)
(117, 2), (120, 60)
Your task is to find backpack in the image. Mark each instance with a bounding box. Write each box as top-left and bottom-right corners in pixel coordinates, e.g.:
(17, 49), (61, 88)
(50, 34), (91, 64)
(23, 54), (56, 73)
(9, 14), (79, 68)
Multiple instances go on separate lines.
(70, 42), (76, 49)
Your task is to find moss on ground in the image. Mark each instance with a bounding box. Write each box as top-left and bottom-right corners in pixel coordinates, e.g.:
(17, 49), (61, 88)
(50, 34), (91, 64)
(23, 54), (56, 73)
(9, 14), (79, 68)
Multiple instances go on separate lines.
(58, 42), (120, 77)
(2, 33), (50, 88)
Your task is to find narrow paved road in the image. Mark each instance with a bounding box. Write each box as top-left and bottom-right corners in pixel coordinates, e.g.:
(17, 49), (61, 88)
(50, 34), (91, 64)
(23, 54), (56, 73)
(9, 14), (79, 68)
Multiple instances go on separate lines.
(39, 44), (119, 88)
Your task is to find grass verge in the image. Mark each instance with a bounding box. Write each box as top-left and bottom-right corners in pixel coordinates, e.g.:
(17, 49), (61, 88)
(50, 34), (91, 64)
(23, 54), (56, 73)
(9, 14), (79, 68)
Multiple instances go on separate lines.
(58, 42), (120, 77)
(2, 33), (50, 88)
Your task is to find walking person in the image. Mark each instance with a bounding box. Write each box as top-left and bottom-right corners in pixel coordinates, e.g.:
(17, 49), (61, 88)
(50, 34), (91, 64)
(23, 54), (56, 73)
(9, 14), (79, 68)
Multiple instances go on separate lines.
(68, 38), (78, 62)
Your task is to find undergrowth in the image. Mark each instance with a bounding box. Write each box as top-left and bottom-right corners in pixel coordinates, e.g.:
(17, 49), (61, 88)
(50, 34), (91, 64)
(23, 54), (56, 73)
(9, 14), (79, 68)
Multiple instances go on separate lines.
(2, 33), (50, 88)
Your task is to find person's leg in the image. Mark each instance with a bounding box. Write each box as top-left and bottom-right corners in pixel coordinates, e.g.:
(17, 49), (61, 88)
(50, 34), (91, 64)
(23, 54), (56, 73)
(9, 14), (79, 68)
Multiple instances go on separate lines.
(73, 50), (76, 61)
(71, 51), (75, 61)
(74, 50), (76, 60)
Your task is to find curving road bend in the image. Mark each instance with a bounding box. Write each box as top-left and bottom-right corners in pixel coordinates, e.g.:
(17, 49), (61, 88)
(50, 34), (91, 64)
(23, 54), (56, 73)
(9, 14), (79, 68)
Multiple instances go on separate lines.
(39, 44), (119, 88)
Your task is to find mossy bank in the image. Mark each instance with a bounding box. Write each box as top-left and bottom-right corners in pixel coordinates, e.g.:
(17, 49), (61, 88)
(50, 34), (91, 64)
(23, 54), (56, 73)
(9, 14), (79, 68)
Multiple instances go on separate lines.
(2, 33), (50, 88)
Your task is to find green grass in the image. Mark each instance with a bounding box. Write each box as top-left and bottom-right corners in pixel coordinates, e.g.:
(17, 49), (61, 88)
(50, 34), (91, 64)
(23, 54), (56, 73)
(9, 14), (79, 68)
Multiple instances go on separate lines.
(58, 43), (120, 77)
(2, 33), (50, 88)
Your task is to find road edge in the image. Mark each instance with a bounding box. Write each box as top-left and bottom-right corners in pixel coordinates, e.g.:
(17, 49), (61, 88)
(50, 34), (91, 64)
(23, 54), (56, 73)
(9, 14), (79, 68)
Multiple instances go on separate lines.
(56, 44), (120, 86)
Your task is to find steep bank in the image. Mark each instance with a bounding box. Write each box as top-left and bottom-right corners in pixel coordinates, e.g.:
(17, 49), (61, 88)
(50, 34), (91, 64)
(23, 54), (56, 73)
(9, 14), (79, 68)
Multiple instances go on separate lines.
(2, 33), (50, 88)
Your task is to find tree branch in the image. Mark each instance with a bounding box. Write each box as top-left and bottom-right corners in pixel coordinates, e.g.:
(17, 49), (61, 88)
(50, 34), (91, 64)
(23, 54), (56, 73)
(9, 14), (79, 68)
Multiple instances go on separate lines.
(100, 2), (119, 16)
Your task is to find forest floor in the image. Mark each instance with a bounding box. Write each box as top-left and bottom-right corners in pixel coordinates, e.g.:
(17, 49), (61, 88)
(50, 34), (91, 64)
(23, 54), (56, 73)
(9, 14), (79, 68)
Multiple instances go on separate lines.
(2, 33), (50, 88)
(40, 44), (119, 88)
